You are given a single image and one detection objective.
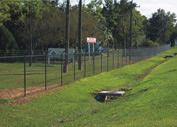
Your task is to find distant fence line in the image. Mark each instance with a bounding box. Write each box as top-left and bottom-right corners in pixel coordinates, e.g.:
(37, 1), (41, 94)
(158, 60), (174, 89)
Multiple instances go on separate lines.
(0, 44), (170, 57)
(0, 44), (171, 98)
(0, 50), (44, 56)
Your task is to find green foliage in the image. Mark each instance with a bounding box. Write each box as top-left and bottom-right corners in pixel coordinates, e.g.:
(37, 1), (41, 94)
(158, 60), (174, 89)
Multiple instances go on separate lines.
(141, 38), (159, 47)
(0, 0), (50, 50)
(147, 9), (176, 44)
(0, 0), (177, 50)
(101, 0), (147, 48)
(85, 0), (109, 45)
(0, 1), (11, 26)
(0, 25), (18, 51)
(0, 0), (49, 24)
(170, 24), (177, 47)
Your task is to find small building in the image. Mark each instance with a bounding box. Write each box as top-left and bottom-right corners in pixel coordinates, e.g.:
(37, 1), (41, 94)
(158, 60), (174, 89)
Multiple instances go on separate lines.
(175, 39), (177, 45)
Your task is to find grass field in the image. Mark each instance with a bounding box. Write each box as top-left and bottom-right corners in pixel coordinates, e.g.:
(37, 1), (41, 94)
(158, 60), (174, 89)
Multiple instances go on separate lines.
(0, 47), (177, 127)
(0, 51), (131, 90)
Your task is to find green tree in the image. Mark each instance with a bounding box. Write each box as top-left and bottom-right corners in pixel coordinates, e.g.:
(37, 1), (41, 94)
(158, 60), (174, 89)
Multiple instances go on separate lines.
(170, 24), (177, 47)
(132, 10), (147, 47)
(147, 9), (176, 44)
(0, 25), (18, 51)
(1, 0), (49, 50)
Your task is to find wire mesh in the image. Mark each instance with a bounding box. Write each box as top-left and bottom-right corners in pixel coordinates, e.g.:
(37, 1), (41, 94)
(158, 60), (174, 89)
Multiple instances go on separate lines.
(0, 44), (171, 97)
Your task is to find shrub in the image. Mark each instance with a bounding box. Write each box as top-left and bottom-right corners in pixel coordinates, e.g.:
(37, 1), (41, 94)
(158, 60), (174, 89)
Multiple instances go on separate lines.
(0, 25), (18, 51)
(142, 39), (159, 47)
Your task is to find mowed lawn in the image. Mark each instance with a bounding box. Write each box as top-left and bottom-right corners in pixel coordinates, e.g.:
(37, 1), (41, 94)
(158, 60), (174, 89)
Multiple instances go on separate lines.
(0, 47), (177, 127)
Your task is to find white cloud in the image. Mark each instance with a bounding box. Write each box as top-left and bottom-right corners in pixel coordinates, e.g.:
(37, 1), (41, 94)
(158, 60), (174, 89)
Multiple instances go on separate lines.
(134, 0), (177, 18)
(70, 0), (177, 18)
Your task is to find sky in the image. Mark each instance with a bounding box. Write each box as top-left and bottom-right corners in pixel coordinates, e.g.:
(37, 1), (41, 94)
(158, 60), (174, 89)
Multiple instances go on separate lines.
(69, 0), (177, 19)
(134, 0), (177, 18)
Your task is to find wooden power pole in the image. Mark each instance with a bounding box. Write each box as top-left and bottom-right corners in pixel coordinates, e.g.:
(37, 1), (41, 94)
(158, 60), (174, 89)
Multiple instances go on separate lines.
(130, 0), (133, 48)
(63, 0), (70, 73)
(78, 0), (82, 70)
(29, 0), (33, 67)
(130, 0), (140, 48)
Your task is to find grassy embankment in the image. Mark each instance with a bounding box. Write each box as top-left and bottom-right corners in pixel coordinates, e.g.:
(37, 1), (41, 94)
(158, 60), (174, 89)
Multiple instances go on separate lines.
(0, 47), (177, 127)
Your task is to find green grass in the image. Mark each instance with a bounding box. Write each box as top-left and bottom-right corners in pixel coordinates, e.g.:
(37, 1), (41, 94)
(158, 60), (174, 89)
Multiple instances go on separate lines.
(0, 47), (177, 127)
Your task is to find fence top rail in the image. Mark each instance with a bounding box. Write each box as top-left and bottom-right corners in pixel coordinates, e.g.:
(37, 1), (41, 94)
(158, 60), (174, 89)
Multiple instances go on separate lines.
(0, 55), (45, 59)
(0, 44), (171, 59)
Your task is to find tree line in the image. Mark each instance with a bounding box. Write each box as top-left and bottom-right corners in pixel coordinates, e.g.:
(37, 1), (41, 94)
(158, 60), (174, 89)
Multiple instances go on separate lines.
(0, 0), (177, 53)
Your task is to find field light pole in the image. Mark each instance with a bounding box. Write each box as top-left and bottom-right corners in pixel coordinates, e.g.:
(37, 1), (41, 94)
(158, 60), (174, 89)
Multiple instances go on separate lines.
(63, 0), (70, 73)
(78, 0), (82, 70)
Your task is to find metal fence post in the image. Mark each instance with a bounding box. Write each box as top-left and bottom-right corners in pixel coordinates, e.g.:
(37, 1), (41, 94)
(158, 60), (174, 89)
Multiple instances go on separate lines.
(84, 52), (86, 78)
(140, 50), (141, 61)
(137, 50), (138, 62)
(128, 50), (129, 65)
(74, 53), (76, 81)
(107, 50), (109, 72)
(138, 49), (140, 62)
(133, 54), (135, 63)
(129, 49), (131, 65)
(113, 50), (114, 69)
(101, 51), (102, 73)
(126, 50), (128, 65)
(93, 52), (95, 75)
(117, 50), (119, 68)
(24, 55), (26, 96)
(122, 50), (124, 67)
(45, 54), (47, 90)
(61, 54), (63, 86)
(134, 50), (135, 64)
(134, 51), (136, 63)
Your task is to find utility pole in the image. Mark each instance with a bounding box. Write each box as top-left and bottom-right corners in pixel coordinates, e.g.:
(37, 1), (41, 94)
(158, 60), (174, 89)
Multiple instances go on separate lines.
(129, 0), (140, 61)
(63, 0), (70, 73)
(29, 0), (33, 67)
(130, 0), (133, 48)
(78, 0), (82, 70)
(130, 0), (140, 48)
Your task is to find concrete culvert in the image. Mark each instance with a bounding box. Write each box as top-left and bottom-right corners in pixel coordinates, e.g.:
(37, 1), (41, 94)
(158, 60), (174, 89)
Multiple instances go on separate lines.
(95, 91), (125, 102)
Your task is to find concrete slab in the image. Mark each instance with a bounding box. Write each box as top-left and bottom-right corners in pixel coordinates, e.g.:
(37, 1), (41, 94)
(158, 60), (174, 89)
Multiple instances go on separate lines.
(99, 91), (125, 96)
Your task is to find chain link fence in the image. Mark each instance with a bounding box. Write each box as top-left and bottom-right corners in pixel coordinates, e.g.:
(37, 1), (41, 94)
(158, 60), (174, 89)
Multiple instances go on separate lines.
(0, 44), (171, 98)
